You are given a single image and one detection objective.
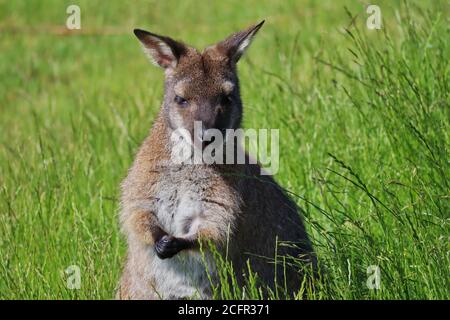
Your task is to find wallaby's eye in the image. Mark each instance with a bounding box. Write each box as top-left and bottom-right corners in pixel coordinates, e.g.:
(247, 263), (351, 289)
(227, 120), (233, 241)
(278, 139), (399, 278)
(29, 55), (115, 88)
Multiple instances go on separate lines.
(174, 95), (188, 107)
(220, 94), (233, 106)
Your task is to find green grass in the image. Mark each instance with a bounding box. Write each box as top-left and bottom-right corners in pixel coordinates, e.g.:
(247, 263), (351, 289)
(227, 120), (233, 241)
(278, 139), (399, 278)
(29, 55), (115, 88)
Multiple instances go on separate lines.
(0, 0), (448, 299)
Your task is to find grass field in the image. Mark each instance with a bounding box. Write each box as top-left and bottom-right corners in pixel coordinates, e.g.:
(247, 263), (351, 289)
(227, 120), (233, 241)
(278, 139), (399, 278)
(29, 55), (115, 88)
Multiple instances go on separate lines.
(0, 0), (448, 299)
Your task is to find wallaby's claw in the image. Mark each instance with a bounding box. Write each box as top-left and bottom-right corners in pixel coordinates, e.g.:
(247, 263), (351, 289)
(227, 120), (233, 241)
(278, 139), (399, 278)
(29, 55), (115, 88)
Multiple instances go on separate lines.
(155, 235), (183, 259)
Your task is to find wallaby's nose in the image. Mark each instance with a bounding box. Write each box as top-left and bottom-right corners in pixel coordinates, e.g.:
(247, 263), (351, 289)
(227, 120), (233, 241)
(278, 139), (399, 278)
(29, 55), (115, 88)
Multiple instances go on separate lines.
(193, 120), (213, 150)
(193, 105), (218, 148)
(195, 106), (216, 132)
(195, 122), (207, 141)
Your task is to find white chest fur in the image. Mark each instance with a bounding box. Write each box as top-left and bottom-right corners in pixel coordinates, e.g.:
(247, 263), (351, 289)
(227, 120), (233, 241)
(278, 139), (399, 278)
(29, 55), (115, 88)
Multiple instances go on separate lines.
(154, 170), (205, 238)
(137, 163), (234, 299)
(139, 166), (212, 298)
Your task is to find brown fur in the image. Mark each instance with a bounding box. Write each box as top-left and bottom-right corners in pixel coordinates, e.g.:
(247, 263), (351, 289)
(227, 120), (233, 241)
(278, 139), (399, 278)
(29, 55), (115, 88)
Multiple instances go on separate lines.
(117, 22), (315, 299)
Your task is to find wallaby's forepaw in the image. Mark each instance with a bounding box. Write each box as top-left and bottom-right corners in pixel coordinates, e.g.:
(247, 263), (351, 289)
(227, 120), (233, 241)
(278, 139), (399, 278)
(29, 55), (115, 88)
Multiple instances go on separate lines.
(155, 235), (189, 259)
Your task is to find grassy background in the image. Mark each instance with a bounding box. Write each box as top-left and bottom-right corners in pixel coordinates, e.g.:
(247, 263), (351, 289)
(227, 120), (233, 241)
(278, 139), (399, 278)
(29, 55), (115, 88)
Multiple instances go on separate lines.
(0, 0), (448, 299)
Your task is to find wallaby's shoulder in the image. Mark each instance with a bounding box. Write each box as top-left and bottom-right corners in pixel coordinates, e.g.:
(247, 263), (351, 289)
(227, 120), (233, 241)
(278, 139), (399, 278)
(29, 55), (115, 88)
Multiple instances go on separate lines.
(121, 115), (170, 199)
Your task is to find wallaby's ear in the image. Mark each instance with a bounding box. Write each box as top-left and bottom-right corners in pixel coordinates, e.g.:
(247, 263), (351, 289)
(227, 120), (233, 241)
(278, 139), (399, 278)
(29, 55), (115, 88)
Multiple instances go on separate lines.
(133, 29), (187, 69)
(215, 20), (265, 64)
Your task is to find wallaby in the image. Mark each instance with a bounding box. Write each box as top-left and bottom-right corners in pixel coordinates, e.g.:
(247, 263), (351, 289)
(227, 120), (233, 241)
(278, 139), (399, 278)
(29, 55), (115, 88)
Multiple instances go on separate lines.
(117, 21), (315, 300)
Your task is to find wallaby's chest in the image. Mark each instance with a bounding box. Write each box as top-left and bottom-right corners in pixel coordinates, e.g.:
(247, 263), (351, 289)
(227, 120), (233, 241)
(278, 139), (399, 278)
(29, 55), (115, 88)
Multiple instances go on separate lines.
(153, 165), (215, 237)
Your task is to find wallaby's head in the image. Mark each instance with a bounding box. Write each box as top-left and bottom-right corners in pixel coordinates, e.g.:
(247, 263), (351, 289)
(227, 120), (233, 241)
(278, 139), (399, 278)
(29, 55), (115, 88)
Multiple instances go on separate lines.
(134, 21), (264, 143)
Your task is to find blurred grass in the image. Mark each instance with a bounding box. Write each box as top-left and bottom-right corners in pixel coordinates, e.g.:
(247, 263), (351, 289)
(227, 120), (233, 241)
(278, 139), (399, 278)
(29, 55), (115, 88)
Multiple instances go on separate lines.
(0, 0), (448, 299)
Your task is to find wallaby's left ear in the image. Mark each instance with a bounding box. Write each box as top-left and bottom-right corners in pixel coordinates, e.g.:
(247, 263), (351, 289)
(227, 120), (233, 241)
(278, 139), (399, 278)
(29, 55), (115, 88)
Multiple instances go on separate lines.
(133, 29), (187, 69)
(215, 20), (265, 64)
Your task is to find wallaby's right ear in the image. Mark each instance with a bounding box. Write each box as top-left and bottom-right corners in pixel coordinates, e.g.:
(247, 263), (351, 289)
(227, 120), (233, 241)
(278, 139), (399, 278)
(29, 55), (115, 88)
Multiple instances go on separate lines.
(213, 20), (265, 64)
(133, 29), (187, 69)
